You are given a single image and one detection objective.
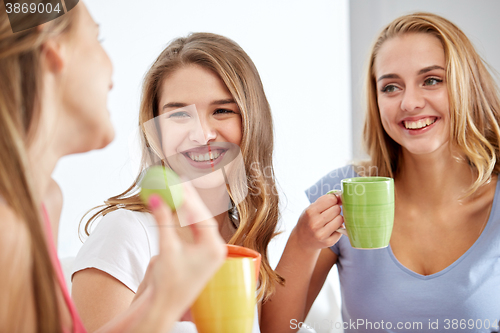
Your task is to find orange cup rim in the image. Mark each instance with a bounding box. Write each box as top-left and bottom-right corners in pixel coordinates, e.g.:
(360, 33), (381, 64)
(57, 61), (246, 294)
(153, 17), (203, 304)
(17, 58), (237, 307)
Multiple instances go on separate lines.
(226, 244), (261, 260)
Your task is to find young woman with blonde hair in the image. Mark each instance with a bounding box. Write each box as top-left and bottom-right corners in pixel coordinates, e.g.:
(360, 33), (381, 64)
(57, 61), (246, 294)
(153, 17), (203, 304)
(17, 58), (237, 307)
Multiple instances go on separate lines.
(71, 33), (283, 332)
(0, 1), (226, 332)
(262, 12), (500, 332)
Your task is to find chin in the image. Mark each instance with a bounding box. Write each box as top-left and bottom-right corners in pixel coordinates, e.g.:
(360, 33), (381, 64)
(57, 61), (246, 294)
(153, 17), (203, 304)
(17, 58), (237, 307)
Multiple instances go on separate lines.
(402, 141), (448, 156)
(98, 131), (115, 149)
(190, 171), (227, 189)
(84, 127), (115, 152)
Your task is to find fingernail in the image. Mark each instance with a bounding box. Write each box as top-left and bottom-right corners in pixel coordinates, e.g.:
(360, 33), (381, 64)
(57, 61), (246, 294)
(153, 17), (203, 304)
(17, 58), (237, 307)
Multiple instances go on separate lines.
(149, 195), (161, 209)
(327, 190), (341, 196)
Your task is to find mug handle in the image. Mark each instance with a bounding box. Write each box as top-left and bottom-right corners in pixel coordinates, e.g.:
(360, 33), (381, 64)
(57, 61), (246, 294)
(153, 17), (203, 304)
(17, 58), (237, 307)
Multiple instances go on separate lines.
(327, 190), (348, 236)
(335, 227), (348, 236)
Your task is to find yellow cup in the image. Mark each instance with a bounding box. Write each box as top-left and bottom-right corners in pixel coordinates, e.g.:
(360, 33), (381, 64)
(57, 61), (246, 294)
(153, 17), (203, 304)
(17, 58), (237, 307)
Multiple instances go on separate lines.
(191, 245), (261, 333)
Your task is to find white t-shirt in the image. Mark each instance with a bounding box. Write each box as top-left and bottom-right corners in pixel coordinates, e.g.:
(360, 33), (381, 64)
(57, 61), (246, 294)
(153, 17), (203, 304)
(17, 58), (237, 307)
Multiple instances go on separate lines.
(72, 208), (261, 333)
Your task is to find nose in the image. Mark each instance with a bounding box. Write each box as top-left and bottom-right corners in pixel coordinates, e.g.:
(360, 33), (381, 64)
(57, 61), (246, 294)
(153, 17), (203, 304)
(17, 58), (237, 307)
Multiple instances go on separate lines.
(400, 85), (425, 112)
(189, 116), (217, 144)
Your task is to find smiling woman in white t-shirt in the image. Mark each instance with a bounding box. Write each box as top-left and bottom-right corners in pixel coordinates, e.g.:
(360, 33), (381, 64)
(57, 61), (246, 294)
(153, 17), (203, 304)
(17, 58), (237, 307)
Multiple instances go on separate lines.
(71, 32), (284, 333)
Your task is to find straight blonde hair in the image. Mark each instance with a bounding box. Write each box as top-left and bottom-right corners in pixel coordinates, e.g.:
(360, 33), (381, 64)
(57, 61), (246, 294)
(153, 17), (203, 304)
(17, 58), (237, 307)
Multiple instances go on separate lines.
(82, 33), (284, 302)
(0, 1), (76, 331)
(361, 12), (500, 195)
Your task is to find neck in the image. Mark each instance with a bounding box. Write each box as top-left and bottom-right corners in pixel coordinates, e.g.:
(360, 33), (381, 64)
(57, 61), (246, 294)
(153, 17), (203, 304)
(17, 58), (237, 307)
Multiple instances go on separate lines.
(27, 84), (65, 200)
(396, 145), (474, 207)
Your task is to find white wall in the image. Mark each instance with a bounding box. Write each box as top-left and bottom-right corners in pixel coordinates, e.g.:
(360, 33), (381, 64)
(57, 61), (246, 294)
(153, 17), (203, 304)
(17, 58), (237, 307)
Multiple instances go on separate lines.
(350, 0), (500, 159)
(54, 0), (352, 266)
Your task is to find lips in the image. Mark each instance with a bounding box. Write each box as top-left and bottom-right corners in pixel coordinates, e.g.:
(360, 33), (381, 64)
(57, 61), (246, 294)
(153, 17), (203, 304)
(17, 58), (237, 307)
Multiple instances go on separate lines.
(401, 116), (439, 131)
(180, 146), (227, 169)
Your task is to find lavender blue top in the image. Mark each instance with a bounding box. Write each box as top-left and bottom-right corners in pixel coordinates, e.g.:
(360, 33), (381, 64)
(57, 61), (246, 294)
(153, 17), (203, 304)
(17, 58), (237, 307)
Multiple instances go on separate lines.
(305, 165), (500, 333)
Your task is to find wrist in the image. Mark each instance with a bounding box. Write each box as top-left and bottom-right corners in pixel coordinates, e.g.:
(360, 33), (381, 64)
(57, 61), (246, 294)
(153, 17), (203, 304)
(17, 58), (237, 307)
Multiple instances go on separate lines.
(288, 230), (321, 258)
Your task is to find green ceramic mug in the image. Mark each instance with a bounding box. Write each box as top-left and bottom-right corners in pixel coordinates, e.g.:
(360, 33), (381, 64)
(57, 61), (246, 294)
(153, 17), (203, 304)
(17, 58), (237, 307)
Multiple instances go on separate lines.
(328, 177), (394, 249)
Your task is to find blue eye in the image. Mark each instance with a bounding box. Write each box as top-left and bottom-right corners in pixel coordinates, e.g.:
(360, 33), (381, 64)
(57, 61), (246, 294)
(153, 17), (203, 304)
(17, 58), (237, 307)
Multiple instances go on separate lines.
(381, 85), (399, 93)
(168, 111), (190, 118)
(214, 109), (235, 115)
(424, 77), (443, 86)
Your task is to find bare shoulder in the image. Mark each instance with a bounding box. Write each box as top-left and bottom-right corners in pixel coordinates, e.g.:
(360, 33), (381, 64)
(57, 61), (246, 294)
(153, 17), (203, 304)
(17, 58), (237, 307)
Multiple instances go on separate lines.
(46, 178), (63, 206)
(44, 178), (63, 219)
(0, 203), (31, 249)
(43, 178), (63, 242)
(0, 202), (32, 273)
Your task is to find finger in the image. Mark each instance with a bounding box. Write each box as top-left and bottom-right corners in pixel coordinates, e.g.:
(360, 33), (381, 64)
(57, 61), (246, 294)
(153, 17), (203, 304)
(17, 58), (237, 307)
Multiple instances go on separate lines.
(313, 193), (340, 213)
(188, 223), (200, 243)
(149, 194), (180, 252)
(320, 204), (342, 227)
(328, 190), (342, 205)
(322, 215), (344, 237)
(324, 230), (343, 248)
(178, 182), (221, 243)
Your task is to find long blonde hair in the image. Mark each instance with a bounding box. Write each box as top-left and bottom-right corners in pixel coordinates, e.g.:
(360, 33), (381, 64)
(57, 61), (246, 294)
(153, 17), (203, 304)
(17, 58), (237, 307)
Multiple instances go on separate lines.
(82, 32), (284, 301)
(0, 1), (76, 331)
(361, 12), (500, 194)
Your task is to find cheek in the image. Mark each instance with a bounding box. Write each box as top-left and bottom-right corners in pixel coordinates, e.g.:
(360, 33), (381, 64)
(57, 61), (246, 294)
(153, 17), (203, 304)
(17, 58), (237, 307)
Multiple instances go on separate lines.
(436, 91), (450, 117)
(221, 118), (243, 146)
(160, 126), (185, 155)
(377, 107), (392, 132)
(377, 98), (400, 129)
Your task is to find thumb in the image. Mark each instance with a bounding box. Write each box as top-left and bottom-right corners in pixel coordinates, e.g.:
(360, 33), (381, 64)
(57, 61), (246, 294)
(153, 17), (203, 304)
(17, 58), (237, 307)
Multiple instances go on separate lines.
(327, 190), (342, 205)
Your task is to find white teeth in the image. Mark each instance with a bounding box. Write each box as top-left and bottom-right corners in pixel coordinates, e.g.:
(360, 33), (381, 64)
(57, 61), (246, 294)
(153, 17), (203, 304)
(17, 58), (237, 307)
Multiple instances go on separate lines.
(404, 117), (436, 130)
(187, 151), (221, 162)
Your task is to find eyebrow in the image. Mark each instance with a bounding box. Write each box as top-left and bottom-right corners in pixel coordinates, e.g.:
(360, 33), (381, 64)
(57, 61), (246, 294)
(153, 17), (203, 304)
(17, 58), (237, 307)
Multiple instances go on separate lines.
(377, 65), (445, 82)
(377, 73), (400, 82)
(210, 98), (236, 106)
(162, 99), (236, 111)
(417, 65), (445, 75)
(162, 102), (188, 110)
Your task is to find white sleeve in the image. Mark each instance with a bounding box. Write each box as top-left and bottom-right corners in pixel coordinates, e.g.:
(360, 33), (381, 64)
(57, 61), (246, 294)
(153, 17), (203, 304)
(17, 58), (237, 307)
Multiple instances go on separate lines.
(71, 209), (155, 293)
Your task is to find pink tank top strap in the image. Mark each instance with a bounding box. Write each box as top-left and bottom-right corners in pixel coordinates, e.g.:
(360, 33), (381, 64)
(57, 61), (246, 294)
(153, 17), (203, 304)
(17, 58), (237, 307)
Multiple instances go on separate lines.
(41, 205), (87, 333)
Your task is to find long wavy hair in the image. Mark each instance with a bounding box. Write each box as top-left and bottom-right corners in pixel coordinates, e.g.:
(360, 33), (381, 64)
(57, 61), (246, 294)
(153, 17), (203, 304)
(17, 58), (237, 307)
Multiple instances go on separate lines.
(360, 12), (500, 195)
(82, 32), (284, 301)
(0, 1), (76, 331)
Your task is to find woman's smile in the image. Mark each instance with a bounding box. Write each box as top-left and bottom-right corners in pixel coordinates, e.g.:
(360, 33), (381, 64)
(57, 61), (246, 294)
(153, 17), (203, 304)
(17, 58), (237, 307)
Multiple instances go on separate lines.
(400, 116), (440, 135)
(181, 146), (228, 169)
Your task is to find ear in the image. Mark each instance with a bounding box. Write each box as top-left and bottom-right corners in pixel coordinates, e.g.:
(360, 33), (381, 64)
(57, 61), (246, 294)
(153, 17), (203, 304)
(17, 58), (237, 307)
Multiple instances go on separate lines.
(40, 36), (66, 73)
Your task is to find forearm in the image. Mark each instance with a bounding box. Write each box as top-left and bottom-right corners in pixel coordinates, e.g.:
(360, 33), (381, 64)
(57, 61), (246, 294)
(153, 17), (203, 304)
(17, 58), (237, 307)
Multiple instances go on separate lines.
(261, 231), (320, 333)
(95, 288), (178, 333)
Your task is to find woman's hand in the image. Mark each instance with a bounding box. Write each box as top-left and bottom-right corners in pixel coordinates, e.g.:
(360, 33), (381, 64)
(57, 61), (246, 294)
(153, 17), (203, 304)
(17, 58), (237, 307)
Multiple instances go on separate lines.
(260, 194), (342, 332)
(130, 182), (227, 332)
(292, 193), (344, 252)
